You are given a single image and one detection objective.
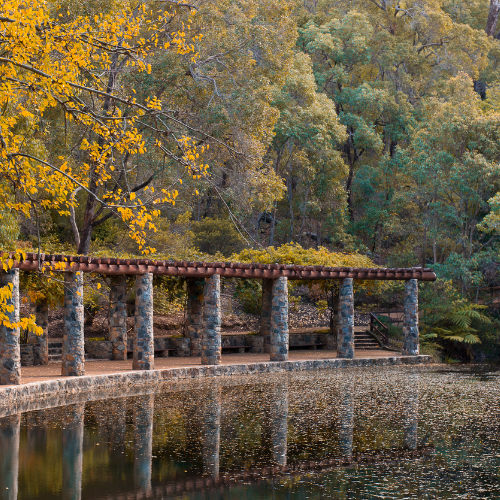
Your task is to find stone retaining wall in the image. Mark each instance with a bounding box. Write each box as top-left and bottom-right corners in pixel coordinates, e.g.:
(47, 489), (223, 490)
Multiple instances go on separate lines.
(0, 355), (432, 409)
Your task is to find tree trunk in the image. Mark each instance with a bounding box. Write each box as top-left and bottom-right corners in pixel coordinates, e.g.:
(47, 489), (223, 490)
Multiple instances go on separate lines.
(487, 0), (500, 36)
(269, 203), (277, 247)
(287, 165), (294, 242)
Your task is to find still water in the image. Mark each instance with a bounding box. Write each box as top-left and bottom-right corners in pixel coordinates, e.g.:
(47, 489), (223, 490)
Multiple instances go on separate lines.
(1, 365), (499, 499)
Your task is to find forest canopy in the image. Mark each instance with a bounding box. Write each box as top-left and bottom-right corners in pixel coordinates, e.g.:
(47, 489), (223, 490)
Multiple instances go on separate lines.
(3, 0), (500, 320)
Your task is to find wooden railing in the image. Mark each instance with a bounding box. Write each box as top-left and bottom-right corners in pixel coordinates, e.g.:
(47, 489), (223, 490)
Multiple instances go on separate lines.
(369, 313), (389, 345)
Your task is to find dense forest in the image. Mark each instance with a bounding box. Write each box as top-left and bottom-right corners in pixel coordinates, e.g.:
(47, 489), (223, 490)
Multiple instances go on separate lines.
(3, 0), (500, 358)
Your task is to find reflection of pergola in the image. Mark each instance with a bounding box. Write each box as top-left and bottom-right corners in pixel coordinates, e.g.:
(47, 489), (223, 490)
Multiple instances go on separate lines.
(0, 375), (426, 499)
(129, 447), (436, 499)
(0, 252), (436, 385)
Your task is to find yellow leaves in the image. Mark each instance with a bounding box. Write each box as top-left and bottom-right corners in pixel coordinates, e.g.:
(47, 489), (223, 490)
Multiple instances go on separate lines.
(130, 192), (136, 201)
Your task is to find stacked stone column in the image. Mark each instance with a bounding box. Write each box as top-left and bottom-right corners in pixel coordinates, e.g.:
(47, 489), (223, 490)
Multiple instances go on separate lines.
(337, 278), (355, 359)
(133, 273), (155, 370)
(27, 299), (49, 365)
(270, 277), (289, 362)
(62, 272), (85, 377)
(0, 269), (20, 385)
(403, 279), (419, 355)
(186, 278), (205, 356)
(201, 274), (221, 365)
(109, 275), (128, 360)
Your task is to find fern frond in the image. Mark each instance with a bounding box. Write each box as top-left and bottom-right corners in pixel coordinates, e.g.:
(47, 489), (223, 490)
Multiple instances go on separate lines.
(462, 334), (481, 344)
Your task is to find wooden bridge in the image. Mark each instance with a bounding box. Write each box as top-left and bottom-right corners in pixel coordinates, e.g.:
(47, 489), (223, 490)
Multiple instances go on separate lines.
(0, 252), (436, 385)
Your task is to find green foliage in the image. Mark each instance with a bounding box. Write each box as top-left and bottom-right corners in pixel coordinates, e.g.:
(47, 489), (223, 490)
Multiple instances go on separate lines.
(192, 218), (246, 256)
(0, 210), (19, 249)
(233, 279), (262, 315)
(420, 280), (492, 357)
(153, 276), (185, 316)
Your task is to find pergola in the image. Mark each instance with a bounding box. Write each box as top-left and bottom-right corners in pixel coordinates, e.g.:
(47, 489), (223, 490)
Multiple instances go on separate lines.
(0, 252), (437, 385)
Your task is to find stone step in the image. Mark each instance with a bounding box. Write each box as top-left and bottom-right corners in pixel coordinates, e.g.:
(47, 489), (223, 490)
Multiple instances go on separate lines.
(356, 342), (379, 347)
(49, 354), (61, 361)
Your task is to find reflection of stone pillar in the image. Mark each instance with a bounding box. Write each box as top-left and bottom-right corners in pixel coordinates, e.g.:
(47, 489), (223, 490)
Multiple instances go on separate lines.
(133, 273), (155, 370)
(260, 279), (273, 353)
(337, 278), (354, 359)
(270, 277), (289, 362)
(0, 414), (20, 500)
(403, 373), (419, 450)
(109, 400), (127, 457)
(62, 272), (85, 377)
(109, 276), (128, 360)
(338, 380), (354, 458)
(186, 278), (204, 356)
(28, 298), (49, 365)
(62, 403), (84, 500)
(202, 275), (221, 365)
(270, 382), (288, 467)
(403, 279), (419, 356)
(202, 382), (221, 477)
(0, 269), (20, 385)
(134, 395), (154, 494)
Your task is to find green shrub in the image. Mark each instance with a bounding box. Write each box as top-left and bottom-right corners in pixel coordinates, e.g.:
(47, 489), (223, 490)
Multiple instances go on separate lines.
(234, 279), (262, 314)
(192, 217), (245, 256)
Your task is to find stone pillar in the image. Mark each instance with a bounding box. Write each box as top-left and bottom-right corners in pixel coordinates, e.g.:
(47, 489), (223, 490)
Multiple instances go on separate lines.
(0, 413), (20, 500)
(403, 279), (419, 356)
(0, 269), (20, 385)
(27, 298), (49, 365)
(62, 272), (85, 377)
(202, 382), (221, 477)
(337, 278), (354, 359)
(269, 381), (288, 468)
(270, 277), (289, 362)
(109, 276), (128, 360)
(201, 274), (221, 365)
(260, 279), (273, 353)
(338, 379), (354, 459)
(133, 273), (154, 370)
(134, 394), (154, 494)
(403, 373), (419, 450)
(186, 278), (205, 356)
(62, 403), (84, 500)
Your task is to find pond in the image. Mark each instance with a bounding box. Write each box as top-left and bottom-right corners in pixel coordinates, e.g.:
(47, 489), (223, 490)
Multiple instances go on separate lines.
(1, 365), (499, 499)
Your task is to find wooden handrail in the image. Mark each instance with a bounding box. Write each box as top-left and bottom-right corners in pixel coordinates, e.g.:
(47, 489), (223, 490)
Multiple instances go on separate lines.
(370, 312), (388, 344)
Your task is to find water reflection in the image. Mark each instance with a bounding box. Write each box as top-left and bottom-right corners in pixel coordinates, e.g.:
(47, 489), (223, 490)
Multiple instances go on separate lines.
(0, 414), (20, 500)
(403, 373), (419, 450)
(202, 382), (221, 477)
(62, 404), (84, 500)
(5, 367), (496, 500)
(133, 394), (154, 494)
(338, 379), (354, 459)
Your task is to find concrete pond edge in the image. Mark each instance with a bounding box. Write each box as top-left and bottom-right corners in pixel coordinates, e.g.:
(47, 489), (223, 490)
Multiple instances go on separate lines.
(0, 355), (432, 414)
